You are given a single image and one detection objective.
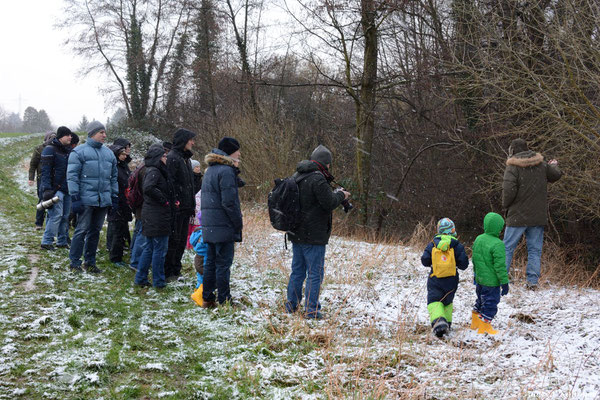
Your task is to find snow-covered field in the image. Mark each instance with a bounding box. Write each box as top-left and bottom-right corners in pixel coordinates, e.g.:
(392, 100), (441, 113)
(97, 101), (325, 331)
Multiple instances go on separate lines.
(0, 134), (599, 399)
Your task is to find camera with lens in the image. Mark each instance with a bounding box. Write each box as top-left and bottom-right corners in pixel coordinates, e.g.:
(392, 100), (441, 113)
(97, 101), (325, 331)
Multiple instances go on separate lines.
(334, 188), (353, 213)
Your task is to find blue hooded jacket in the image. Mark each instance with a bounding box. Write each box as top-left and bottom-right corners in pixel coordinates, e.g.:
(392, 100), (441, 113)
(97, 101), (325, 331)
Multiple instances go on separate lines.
(67, 138), (118, 207)
(40, 138), (71, 195)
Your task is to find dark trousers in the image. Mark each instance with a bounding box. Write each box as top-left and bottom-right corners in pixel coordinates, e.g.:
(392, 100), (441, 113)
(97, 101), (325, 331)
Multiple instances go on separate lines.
(202, 241), (235, 304)
(35, 180), (45, 227)
(107, 219), (130, 262)
(164, 212), (189, 278)
(474, 284), (501, 321)
(427, 275), (459, 306)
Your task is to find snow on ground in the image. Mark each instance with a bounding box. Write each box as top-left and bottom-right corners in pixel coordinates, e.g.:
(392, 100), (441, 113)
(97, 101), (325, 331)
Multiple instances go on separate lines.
(0, 143), (599, 398)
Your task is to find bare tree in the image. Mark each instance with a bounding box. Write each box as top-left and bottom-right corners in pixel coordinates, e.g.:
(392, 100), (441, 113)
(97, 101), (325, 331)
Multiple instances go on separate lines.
(62, 0), (191, 125)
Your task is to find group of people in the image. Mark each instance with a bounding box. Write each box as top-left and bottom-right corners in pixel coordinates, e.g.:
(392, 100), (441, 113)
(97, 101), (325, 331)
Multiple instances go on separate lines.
(30, 127), (559, 328)
(421, 138), (561, 336)
(28, 122), (245, 305)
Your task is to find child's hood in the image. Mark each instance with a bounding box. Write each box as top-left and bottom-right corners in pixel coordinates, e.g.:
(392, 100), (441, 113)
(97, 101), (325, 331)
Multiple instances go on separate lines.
(483, 212), (505, 237)
(433, 234), (457, 251)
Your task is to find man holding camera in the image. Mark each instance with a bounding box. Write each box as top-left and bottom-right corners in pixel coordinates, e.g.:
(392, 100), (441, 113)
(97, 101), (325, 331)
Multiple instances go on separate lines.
(285, 145), (350, 319)
(40, 127), (73, 251)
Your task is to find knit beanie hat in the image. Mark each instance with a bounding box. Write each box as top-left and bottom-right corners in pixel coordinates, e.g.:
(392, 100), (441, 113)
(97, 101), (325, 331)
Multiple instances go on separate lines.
(191, 159), (200, 169)
(437, 218), (456, 236)
(310, 144), (332, 166)
(87, 121), (105, 138)
(71, 133), (80, 146)
(508, 138), (528, 156)
(218, 137), (240, 156)
(56, 126), (72, 139)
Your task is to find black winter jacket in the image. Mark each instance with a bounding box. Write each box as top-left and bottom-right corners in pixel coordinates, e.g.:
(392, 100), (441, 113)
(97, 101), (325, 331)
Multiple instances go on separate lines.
(201, 149), (243, 243)
(166, 130), (202, 216)
(108, 156), (133, 222)
(141, 148), (174, 237)
(40, 138), (71, 195)
(288, 160), (345, 245)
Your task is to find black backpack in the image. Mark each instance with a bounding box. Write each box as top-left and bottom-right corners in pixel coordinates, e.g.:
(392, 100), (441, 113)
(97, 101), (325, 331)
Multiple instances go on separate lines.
(268, 173), (311, 232)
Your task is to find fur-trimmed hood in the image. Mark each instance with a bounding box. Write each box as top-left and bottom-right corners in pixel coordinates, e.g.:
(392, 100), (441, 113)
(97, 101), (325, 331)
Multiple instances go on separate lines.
(204, 148), (235, 168)
(506, 151), (543, 168)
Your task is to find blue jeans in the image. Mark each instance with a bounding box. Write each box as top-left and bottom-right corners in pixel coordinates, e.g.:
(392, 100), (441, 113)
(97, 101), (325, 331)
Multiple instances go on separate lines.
(41, 191), (71, 246)
(504, 226), (544, 285)
(69, 206), (108, 267)
(129, 219), (144, 269)
(134, 235), (168, 288)
(474, 284), (501, 320)
(203, 242), (235, 304)
(286, 243), (326, 315)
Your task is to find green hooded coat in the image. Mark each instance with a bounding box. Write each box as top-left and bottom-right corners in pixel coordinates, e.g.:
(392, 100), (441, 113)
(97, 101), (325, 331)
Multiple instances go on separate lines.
(472, 212), (509, 287)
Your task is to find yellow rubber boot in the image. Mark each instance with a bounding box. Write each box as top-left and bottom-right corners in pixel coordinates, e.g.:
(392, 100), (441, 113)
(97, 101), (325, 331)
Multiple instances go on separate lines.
(470, 311), (481, 330)
(477, 316), (498, 335)
(190, 284), (204, 307)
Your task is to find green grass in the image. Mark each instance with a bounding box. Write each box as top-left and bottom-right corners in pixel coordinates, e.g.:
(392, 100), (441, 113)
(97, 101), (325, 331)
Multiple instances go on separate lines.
(0, 134), (327, 399)
(0, 132), (36, 138)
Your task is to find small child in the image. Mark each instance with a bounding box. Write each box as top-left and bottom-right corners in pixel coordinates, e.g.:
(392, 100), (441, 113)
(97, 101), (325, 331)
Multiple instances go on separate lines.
(189, 222), (207, 307)
(421, 218), (469, 337)
(470, 212), (509, 334)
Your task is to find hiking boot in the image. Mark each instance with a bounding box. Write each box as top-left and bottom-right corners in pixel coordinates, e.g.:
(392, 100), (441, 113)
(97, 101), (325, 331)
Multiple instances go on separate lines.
(165, 275), (181, 283)
(201, 300), (217, 309)
(40, 244), (55, 251)
(56, 244), (70, 249)
(525, 282), (538, 291)
(69, 264), (83, 274)
(304, 311), (324, 320)
(83, 264), (102, 274)
(432, 317), (449, 337)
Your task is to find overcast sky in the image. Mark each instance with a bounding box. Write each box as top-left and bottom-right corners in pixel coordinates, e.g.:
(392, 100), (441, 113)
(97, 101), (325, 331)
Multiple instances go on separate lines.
(0, 0), (108, 128)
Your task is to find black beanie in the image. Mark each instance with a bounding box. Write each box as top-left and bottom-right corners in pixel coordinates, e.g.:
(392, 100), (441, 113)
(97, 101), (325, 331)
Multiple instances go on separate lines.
(218, 137), (240, 156)
(71, 133), (80, 145)
(56, 126), (72, 139)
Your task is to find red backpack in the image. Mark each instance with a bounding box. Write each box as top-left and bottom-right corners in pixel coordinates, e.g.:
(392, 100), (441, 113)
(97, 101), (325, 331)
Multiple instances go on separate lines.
(125, 164), (145, 209)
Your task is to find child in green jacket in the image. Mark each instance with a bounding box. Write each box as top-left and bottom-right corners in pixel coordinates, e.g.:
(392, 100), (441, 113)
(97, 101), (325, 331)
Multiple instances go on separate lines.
(471, 212), (510, 334)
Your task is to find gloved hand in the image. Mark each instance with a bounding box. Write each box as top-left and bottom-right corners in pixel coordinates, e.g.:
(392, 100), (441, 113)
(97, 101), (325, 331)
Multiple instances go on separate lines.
(111, 196), (119, 213)
(501, 283), (509, 296)
(71, 195), (84, 214)
(42, 189), (55, 201)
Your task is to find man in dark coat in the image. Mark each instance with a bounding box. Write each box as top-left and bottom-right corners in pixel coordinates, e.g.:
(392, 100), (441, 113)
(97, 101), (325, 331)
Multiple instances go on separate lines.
(285, 145), (350, 319)
(29, 132), (56, 230)
(164, 128), (202, 281)
(134, 144), (174, 288)
(502, 138), (562, 289)
(40, 127), (72, 250)
(106, 144), (133, 266)
(201, 137), (243, 306)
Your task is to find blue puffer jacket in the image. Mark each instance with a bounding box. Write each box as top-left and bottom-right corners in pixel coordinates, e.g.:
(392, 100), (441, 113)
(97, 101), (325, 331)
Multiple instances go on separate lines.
(40, 138), (71, 195)
(67, 138), (118, 207)
(201, 149), (243, 243)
